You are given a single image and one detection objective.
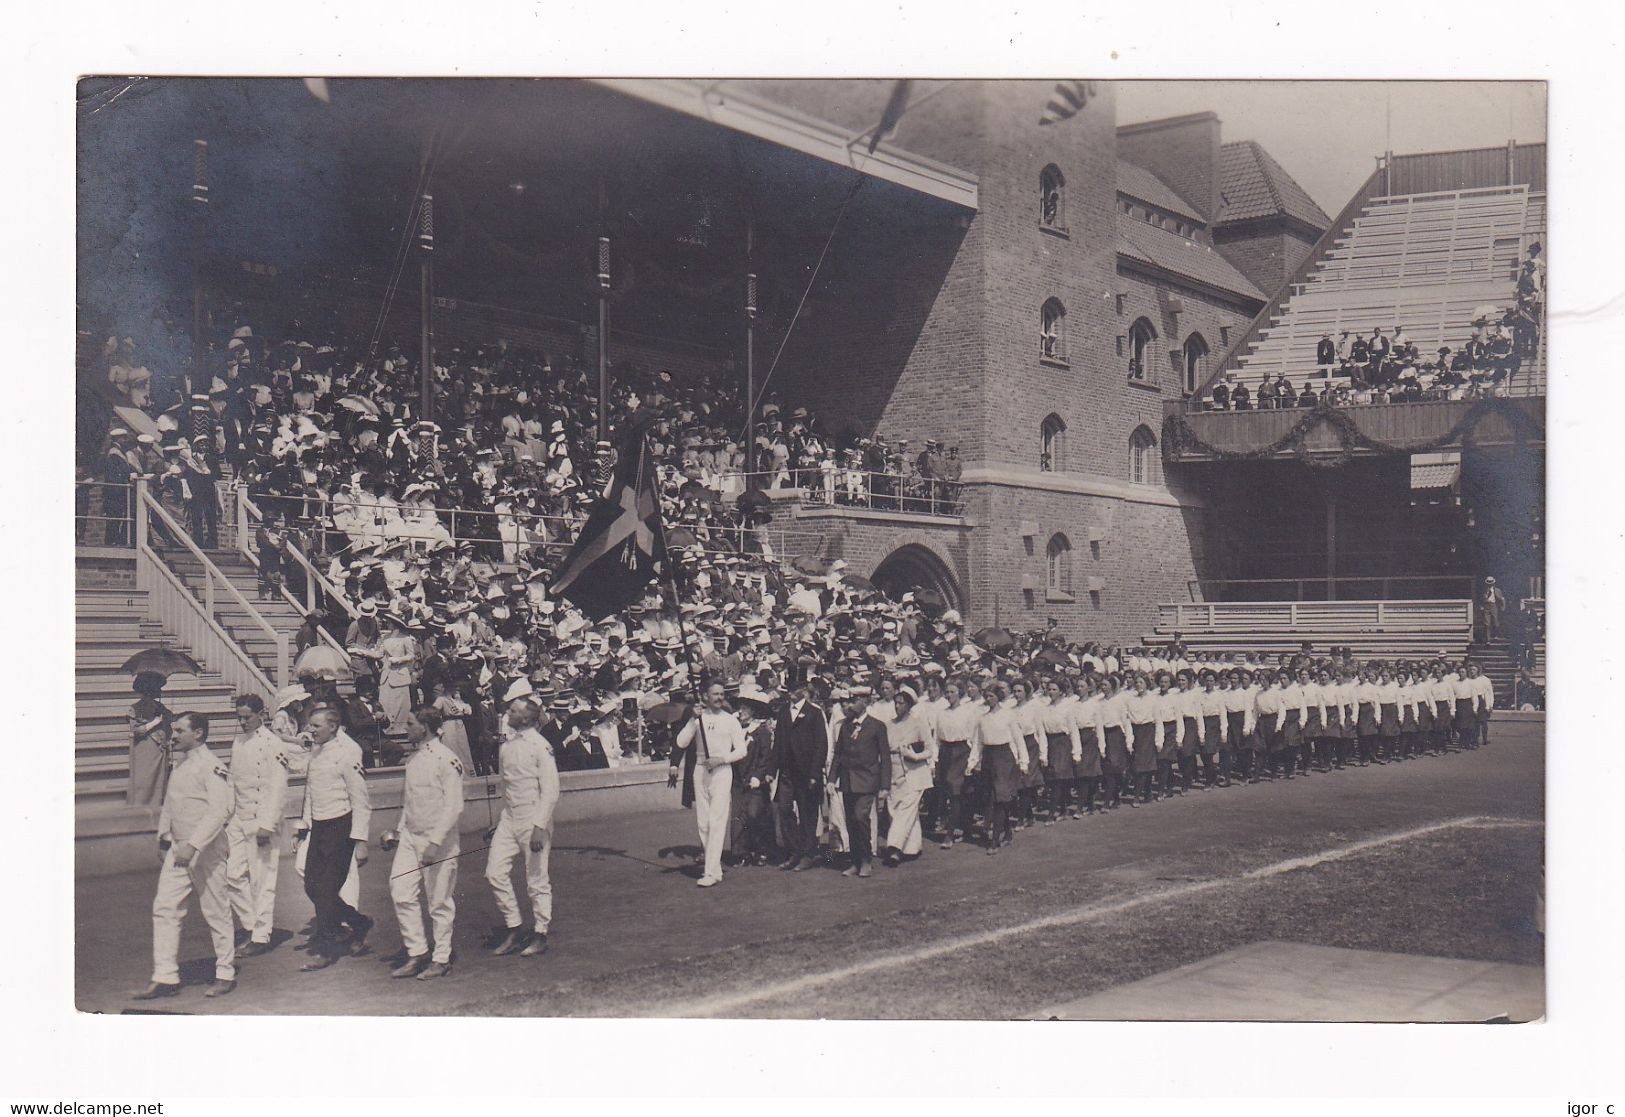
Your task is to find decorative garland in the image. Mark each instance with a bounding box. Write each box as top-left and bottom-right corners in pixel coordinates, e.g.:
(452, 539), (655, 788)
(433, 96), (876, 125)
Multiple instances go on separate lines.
(1162, 397), (1544, 471)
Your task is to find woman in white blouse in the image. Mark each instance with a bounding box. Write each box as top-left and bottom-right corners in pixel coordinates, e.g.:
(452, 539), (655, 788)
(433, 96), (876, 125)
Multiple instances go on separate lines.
(1072, 675), (1108, 812)
(1222, 669), (1258, 783)
(1353, 666), (1381, 766)
(1395, 666), (1423, 762)
(1175, 671), (1205, 793)
(1311, 667), (1342, 772)
(1276, 669), (1308, 780)
(1039, 677), (1082, 823)
(1152, 673), (1184, 799)
(1427, 662), (1457, 754)
(1011, 679), (1046, 830)
(1122, 674), (1163, 805)
(1197, 671), (1229, 787)
(1375, 665), (1401, 764)
(972, 682), (1025, 853)
(1098, 675), (1133, 810)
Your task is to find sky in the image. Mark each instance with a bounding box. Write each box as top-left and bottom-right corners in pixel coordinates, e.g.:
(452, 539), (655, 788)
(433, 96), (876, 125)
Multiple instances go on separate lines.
(1116, 81), (1546, 218)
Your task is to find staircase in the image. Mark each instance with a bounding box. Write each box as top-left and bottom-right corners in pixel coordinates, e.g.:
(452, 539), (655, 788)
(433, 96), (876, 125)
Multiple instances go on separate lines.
(163, 546), (309, 686)
(75, 587), (242, 807)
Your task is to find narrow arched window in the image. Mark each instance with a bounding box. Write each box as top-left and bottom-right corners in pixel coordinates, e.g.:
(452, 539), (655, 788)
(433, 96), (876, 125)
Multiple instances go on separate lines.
(1129, 425), (1161, 485)
(1039, 164), (1066, 229)
(1040, 298), (1067, 364)
(1183, 332), (1210, 395)
(1046, 533), (1073, 596)
(1128, 317), (1157, 381)
(1040, 413), (1067, 472)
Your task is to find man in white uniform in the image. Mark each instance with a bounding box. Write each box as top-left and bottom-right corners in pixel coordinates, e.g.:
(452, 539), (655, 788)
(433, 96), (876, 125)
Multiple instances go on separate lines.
(390, 706), (466, 979)
(487, 696), (561, 958)
(226, 694), (287, 957)
(674, 681), (749, 887)
(134, 712), (236, 1000)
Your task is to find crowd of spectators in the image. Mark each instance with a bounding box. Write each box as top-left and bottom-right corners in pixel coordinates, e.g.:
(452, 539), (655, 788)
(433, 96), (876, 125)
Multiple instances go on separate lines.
(1201, 242), (1545, 411)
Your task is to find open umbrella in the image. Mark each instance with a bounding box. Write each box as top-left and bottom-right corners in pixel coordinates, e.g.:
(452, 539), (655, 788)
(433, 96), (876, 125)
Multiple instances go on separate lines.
(680, 480), (719, 502)
(971, 626), (1015, 653)
(337, 395), (381, 416)
(1469, 304), (1501, 324)
(119, 647), (204, 677)
(666, 526), (699, 549)
(737, 488), (771, 514)
(841, 573), (876, 592)
(1034, 647), (1071, 668)
(789, 555), (832, 578)
(913, 588), (947, 614)
(644, 701), (692, 724)
(293, 644), (353, 681)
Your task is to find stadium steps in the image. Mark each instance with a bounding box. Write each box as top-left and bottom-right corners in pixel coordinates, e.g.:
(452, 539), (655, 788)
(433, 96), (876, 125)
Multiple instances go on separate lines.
(1143, 629), (1472, 664)
(74, 588), (246, 807)
(161, 549), (307, 685)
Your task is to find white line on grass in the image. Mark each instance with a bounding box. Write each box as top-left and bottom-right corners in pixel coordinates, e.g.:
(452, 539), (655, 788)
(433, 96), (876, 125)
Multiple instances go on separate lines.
(653, 814), (1542, 1018)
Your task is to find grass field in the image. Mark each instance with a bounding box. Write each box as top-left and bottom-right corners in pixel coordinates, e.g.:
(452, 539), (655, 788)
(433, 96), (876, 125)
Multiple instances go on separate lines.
(453, 818), (1543, 1020)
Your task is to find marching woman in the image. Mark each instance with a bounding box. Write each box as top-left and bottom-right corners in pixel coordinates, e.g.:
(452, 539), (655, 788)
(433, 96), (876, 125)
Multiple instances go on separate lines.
(1039, 677), (1082, 822)
(1312, 667), (1341, 772)
(1252, 671), (1285, 780)
(1297, 667), (1323, 778)
(1222, 668), (1256, 782)
(1198, 670), (1229, 787)
(1453, 661), (1480, 750)
(1354, 666), (1381, 766)
(1123, 673), (1163, 806)
(1376, 665), (1402, 764)
(1429, 661), (1458, 754)
(1395, 666), (1423, 761)
(1467, 661), (1495, 748)
(970, 683), (1027, 854)
(932, 678), (979, 849)
(1277, 668), (1309, 780)
(1072, 675), (1108, 812)
(1336, 665), (1360, 769)
(1241, 668), (1270, 782)
(1175, 672), (1204, 793)
(1012, 679), (1047, 828)
(1413, 661), (1438, 756)
(1098, 675), (1133, 809)
(1153, 673), (1184, 799)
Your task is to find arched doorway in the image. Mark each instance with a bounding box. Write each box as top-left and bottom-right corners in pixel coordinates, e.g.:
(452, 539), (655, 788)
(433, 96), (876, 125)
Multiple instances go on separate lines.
(871, 544), (964, 613)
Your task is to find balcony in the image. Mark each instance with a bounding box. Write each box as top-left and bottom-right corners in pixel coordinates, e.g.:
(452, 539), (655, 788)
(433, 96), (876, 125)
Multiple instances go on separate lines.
(1163, 396), (1544, 464)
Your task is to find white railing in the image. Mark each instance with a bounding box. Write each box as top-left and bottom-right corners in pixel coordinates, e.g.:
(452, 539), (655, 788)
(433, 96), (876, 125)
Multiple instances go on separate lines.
(1157, 598), (1474, 633)
(137, 481), (290, 689)
(133, 480), (278, 700)
(234, 487), (357, 671)
(739, 469), (966, 518)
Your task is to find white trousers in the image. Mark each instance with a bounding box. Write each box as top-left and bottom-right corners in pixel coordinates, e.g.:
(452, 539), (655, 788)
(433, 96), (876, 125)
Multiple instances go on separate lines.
(295, 832), (360, 907)
(225, 817), (281, 943)
(390, 829), (458, 964)
(151, 838), (234, 984)
(485, 815), (552, 933)
(692, 762), (732, 882)
(884, 782), (925, 856)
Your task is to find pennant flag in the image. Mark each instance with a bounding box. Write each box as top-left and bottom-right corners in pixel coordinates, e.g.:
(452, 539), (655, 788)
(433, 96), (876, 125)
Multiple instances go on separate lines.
(866, 79), (914, 154)
(1038, 80), (1097, 126)
(550, 410), (668, 621)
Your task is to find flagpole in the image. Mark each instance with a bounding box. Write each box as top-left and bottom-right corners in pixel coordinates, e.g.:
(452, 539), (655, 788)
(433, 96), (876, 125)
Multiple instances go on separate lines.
(189, 139), (208, 403)
(596, 179), (611, 446)
(744, 220), (756, 493)
(418, 193), (435, 422)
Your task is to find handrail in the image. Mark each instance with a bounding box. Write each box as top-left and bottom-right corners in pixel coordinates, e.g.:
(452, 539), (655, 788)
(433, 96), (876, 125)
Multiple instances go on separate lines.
(1195, 165), (1389, 400)
(138, 482), (290, 688)
(1185, 576), (1477, 603)
(237, 487), (359, 621)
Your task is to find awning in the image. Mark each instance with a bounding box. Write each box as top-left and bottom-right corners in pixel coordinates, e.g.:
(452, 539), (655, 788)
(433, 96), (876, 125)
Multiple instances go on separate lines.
(1410, 461), (1461, 490)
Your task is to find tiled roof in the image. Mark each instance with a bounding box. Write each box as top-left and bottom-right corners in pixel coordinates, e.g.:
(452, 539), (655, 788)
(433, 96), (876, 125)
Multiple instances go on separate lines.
(1117, 214), (1266, 302)
(1218, 141), (1330, 230)
(1116, 161), (1205, 224)
(1409, 461), (1461, 490)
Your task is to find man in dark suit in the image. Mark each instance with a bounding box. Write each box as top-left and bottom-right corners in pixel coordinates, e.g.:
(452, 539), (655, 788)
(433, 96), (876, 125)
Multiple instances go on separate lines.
(830, 691), (891, 878)
(729, 687), (780, 867)
(773, 683), (829, 871)
(1316, 333), (1336, 367)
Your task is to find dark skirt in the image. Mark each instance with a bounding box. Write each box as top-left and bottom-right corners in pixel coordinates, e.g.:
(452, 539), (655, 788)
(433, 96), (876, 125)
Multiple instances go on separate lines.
(1304, 708), (1323, 739)
(936, 741), (970, 794)
(1226, 711), (1249, 752)
(1076, 730), (1102, 777)
(1400, 703), (1420, 733)
(1131, 722), (1160, 774)
(1046, 731), (1077, 782)
(1103, 726), (1131, 772)
(1454, 698), (1476, 731)
(1256, 712), (1280, 752)
(1180, 717), (1201, 759)
(1201, 715), (1223, 754)
(1416, 702), (1434, 732)
(1379, 702), (1400, 737)
(1022, 735), (1046, 789)
(984, 744), (1022, 803)
(1356, 702), (1379, 736)
(1280, 709), (1302, 750)
(1433, 700), (1453, 729)
(1160, 721), (1180, 763)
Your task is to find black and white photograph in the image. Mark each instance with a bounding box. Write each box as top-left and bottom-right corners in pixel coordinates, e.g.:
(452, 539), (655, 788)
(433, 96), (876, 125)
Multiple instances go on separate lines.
(12, 0), (1624, 1105)
(69, 71), (1549, 1023)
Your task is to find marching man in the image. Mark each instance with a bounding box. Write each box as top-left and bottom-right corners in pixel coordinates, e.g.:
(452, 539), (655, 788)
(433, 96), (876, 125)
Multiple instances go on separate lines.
(388, 706), (466, 979)
(486, 695), (560, 958)
(226, 694), (288, 957)
(135, 712), (236, 1000)
(674, 681), (749, 888)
